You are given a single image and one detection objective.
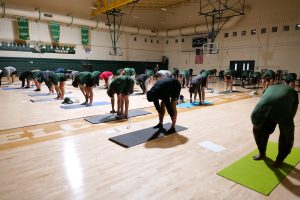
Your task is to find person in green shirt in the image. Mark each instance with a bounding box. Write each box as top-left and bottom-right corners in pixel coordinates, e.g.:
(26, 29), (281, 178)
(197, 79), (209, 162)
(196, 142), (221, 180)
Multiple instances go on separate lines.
(250, 71), (261, 87)
(262, 69), (275, 91)
(122, 68), (136, 77)
(38, 71), (68, 99)
(19, 71), (33, 88)
(179, 70), (189, 88)
(52, 73), (68, 99)
(31, 70), (43, 91)
(189, 71), (209, 105)
(241, 71), (250, 87)
(116, 68), (124, 75)
(145, 69), (154, 85)
(107, 75), (135, 118)
(72, 71), (100, 106)
(224, 69), (233, 92)
(251, 84), (298, 167)
(285, 73), (297, 89)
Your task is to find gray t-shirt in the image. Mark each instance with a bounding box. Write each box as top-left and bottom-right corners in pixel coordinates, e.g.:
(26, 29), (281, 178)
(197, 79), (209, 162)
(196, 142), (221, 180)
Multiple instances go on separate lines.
(4, 66), (16, 76)
(157, 70), (171, 79)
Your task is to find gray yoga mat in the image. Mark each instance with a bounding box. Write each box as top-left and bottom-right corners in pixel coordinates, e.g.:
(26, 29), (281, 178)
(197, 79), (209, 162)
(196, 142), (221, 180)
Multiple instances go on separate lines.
(30, 98), (60, 103)
(60, 101), (110, 110)
(109, 123), (188, 148)
(28, 91), (72, 97)
(218, 90), (240, 94)
(84, 109), (151, 124)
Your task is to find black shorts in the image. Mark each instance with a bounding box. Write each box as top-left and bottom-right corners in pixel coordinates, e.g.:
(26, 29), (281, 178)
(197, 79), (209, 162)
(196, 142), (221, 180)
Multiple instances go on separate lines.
(12, 71), (17, 75)
(123, 79), (134, 95)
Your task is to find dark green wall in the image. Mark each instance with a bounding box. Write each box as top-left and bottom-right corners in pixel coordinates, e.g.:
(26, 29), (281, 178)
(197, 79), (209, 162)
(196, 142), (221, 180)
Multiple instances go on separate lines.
(0, 57), (167, 74)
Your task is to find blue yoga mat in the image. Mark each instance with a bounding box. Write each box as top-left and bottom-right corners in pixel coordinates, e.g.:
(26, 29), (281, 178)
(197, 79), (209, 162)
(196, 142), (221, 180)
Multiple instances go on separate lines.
(60, 101), (110, 110)
(28, 91), (72, 97)
(1, 87), (33, 91)
(177, 100), (213, 108)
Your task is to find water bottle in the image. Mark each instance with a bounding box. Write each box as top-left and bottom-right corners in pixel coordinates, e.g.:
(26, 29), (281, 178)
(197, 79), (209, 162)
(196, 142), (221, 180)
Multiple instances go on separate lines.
(126, 117), (131, 129)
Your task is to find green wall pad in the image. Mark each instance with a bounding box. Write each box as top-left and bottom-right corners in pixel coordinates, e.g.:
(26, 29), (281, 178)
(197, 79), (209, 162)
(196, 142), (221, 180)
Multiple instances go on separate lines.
(217, 142), (300, 196)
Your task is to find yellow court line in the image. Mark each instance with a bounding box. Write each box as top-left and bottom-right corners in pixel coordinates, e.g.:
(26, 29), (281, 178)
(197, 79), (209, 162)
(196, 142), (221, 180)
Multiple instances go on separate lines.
(0, 93), (252, 151)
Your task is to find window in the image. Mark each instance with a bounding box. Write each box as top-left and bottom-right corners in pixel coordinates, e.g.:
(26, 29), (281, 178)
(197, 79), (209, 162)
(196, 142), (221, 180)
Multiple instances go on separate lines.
(175, 39), (178, 43)
(181, 38), (185, 42)
(151, 39), (153, 43)
(224, 33), (229, 38)
(166, 40), (169, 44)
(232, 32), (237, 37)
(251, 29), (256, 35)
(272, 27), (278, 33)
(283, 25), (290, 32)
(241, 31), (246, 36)
(261, 28), (267, 34)
(144, 38), (147, 43)
(134, 37), (137, 41)
(295, 24), (300, 30)
(157, 40), (159, 44)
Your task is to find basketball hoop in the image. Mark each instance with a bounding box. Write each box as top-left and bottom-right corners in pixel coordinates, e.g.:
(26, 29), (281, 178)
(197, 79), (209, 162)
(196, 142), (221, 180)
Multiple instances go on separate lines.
(203, 42), (219, 54)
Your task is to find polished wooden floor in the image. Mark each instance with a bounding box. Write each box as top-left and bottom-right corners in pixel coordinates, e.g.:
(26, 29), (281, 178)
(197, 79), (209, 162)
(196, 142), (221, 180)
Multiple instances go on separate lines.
(0, 78), (299, 200)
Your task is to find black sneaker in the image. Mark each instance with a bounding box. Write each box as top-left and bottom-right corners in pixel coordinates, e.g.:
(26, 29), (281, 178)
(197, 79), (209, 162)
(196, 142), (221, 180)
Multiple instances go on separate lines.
(165, 127), (176, 135)
(25, 86), (30, 88)
(153, 124), (163, 129)
(34, 88), (41, 91)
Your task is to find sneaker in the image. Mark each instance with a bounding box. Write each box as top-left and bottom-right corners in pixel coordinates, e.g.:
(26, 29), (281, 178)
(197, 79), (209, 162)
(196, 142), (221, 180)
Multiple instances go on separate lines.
(25, 86), (30, 88)
(34, 88), (41, 92)
(252, 154), (265, 160)
(153, 123), (163, 129)
(165, 127), (176, 135)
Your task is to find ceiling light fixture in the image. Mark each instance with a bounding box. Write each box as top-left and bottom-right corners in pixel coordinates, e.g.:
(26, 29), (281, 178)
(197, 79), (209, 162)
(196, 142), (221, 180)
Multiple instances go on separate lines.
(161, 8), (167, 11)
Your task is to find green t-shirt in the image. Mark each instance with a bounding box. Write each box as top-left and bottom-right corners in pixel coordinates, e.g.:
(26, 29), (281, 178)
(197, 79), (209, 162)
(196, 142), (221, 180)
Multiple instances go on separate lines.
(224, 69), (232, 76)
(32, 70), (42, 79)
(91, 71), (100, 79)
(251, 84), (299, 126)
(123, 68), (136, 76)
(263, 70), (275, 79)
(77, 72), (94, 87)
(51, 73), (67, 85)
(110, 75), (134, 94)
(146, 70), (154, 77)
(285, 73), (297, 82)
(200, 70), (209, 77)
(207, 70), (214, 76)
(180, 70), (189, 78)
(252, 71), (261, 79)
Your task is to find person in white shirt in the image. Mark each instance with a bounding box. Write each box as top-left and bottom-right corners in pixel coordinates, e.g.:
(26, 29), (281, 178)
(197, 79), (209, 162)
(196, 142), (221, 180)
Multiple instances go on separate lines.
(157, 70), (172, 80)
(3, 66), (17, 83)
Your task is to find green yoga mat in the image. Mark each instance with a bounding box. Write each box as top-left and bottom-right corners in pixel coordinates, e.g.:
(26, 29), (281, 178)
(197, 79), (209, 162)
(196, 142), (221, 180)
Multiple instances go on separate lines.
(217, 142), (300, 196)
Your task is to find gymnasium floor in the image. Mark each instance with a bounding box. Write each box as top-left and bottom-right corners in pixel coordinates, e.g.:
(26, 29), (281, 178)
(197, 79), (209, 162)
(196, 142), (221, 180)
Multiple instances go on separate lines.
(0, 78), (299, 200)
